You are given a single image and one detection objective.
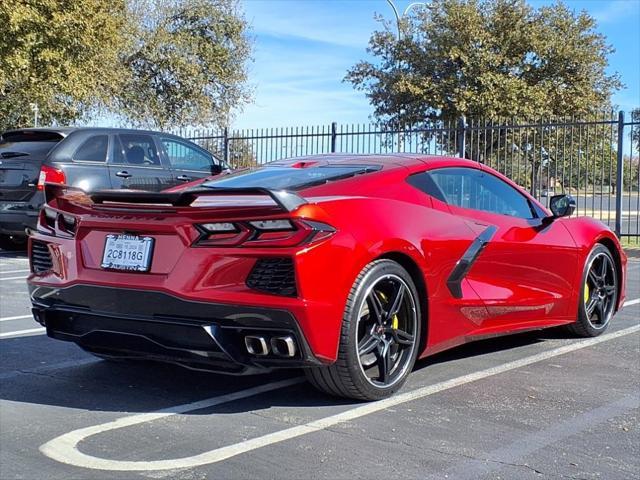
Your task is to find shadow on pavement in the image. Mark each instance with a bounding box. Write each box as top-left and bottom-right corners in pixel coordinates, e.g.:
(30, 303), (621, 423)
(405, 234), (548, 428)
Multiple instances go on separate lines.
(0, 326), (567, 415)
(0, 245), (28, 256)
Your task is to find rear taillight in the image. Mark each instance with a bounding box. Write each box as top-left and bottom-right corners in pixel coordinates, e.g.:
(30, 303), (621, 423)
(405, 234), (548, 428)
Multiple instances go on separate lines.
(37, 165), (66, 190)
(195, 219), (335, 247)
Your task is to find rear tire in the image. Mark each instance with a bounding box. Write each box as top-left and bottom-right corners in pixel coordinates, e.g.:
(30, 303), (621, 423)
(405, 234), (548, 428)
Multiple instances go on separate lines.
(564, 244), (617, 337)
(305, 259), (422, 401)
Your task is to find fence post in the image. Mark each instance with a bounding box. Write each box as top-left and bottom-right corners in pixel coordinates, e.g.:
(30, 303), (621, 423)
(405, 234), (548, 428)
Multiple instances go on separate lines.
(330, 122), (337, 153)
(457, 116), (467, 158)
(614, 110), (625, 238)
(223, 127), (230, 165)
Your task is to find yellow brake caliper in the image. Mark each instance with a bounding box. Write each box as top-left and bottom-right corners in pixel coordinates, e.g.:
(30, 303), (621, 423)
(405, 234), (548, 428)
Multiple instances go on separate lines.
(584, 281), (590, 304)
(377, 291), (399, 329)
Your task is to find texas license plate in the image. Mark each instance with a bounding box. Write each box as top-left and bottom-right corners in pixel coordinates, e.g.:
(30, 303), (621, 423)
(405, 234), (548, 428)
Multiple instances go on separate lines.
(101, 234), (154, 272)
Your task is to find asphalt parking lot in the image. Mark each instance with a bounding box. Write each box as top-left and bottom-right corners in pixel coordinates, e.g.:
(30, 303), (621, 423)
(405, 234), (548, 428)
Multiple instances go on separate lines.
(1, 250), (638, 480)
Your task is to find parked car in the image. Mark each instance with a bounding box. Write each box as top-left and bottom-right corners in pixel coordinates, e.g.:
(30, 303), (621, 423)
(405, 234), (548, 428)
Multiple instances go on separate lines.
(27, 154), (627, 400)
(0, 127), (224, 248)
(0, 128), (72, 248)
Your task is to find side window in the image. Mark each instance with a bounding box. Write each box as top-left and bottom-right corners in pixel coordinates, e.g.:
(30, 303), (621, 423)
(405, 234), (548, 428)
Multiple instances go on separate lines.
(161, 137), (213, 172)
(429, 168), (535, 219)
(407, 172), (447, 202)
(113, 134), (161, 166)
(72, 135), (108, 162)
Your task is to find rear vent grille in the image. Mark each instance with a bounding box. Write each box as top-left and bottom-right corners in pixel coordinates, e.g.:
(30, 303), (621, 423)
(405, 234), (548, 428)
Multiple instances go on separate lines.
(31, 241), (53, 273)
(247, 258), (296, 297)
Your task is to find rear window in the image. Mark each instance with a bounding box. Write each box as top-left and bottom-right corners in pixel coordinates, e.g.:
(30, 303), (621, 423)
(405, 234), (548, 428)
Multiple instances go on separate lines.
(202, 165), (380, 190)
(0, 141), (58, 154)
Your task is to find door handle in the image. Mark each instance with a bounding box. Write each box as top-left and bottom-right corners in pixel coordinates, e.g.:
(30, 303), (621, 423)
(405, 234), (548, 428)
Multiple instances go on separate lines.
(115, 170), (132, 178)
(177, 175), (191, 181)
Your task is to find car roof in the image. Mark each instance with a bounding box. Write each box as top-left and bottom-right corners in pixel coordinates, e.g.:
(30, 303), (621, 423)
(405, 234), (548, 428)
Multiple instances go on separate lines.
(270, 153), (485, 173)
(1, 127), (76, 137)
(1, 126), (184, 138)
(67, 127), (177, 137)
(270, 153), (433, 169)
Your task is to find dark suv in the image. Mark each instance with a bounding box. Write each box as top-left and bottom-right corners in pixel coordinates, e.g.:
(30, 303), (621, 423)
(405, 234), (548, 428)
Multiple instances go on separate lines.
(0, 127), (224, 248)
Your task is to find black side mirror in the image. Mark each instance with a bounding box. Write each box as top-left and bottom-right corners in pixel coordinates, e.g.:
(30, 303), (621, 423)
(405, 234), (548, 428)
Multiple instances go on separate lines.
(549, 194), (576, 218)
(210, 163), (223, 175)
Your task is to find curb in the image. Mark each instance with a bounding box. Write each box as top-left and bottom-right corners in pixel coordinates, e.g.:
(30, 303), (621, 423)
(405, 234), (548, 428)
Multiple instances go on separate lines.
(624, 248), (640, 259)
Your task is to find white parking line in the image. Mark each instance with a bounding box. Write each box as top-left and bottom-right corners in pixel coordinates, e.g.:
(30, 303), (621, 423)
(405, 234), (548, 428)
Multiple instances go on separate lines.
(39, 322), (640, 472)
(624, 298), (640, 307)
(0, 314), (33, 322)
(0, 269), (30, 275)
(0, 327), (45, 338)
(0, 275), (28, 281)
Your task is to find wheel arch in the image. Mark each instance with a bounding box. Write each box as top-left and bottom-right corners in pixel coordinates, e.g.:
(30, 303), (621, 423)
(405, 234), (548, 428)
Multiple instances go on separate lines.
(597, 237), (623, 312)
(376, 251), (429, 356)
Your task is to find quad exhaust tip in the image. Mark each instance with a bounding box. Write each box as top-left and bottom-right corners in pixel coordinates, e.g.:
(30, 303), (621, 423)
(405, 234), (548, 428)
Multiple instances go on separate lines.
(270, 336), (296, 358)
(244, 336), (269, 356)
(244, 335), (297, 357)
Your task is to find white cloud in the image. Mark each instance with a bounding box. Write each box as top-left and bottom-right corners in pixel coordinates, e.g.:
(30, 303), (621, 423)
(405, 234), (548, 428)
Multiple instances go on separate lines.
(592, 0), (636, 24)
(243, 0), (382, 50)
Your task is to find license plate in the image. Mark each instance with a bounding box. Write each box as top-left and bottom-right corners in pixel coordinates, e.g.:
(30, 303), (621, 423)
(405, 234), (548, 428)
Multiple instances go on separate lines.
(101, 234), (154, 272)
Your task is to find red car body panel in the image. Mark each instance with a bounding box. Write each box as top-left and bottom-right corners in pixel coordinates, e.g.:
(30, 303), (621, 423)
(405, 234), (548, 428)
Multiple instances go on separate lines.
(26, 154), (628, 370)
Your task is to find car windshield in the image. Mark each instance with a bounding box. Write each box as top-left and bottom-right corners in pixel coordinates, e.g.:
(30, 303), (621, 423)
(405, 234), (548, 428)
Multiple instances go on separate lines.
(202, 165), (378, 190)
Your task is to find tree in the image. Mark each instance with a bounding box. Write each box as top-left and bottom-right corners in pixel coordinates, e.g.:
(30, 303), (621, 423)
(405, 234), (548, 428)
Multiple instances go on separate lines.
(347, 0), (624, 197)
(346, 0), (622, 126)
(0, 0), (252, 131)
(632, 108), (640, 153)
(0, 0), (128, 130)
(117, 0), (252, 129)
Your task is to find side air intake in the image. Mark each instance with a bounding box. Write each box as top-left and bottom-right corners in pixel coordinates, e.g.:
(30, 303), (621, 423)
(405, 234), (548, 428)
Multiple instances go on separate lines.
(31, 241), (53, 273)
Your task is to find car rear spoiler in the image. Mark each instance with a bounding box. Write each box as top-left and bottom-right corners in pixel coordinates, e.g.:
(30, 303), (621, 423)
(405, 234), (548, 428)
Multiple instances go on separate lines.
(76, 186), (308, 212)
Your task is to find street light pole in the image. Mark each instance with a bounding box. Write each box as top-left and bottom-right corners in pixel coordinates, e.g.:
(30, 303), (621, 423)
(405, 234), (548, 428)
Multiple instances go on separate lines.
(385, 1), (428, 152)
(385, 0), (428, 40)
(29, 103), (39, 127)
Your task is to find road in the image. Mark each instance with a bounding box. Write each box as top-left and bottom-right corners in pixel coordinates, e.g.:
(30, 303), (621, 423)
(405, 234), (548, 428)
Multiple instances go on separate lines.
(0, 250), (639, 480)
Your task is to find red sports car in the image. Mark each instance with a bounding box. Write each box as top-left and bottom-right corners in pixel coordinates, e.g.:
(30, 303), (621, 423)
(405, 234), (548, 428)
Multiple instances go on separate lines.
(27, 154), (627, 400)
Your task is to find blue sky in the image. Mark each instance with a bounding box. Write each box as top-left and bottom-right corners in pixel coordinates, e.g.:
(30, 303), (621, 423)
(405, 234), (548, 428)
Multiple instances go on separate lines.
(234, 0), (640, 130)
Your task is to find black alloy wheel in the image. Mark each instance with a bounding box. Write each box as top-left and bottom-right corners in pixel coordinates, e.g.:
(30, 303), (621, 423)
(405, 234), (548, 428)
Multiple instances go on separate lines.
(566, 244), (618, 337)
(356, 274), (418, 387)
(305, 259), (421, 400)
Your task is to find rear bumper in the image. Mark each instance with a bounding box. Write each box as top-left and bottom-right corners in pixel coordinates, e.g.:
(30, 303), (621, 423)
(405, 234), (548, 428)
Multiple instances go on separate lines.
(29, 284), (322, 374)
(0, 209), (38, 236)
(0, 192), (43, 236)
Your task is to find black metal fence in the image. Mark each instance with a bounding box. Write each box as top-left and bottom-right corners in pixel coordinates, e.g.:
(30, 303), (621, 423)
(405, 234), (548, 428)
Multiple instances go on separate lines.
(176, 111), (640, 242)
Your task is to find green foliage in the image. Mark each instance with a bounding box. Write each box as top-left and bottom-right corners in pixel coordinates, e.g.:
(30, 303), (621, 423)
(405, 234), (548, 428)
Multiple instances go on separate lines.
(0, 0), (251, 131)
(347, 0), (626, 195)
(346, 0), (622, 126)
(117, 0), (252, 129)
(0, 0), (127, 129)
(632, 108), (640, 153)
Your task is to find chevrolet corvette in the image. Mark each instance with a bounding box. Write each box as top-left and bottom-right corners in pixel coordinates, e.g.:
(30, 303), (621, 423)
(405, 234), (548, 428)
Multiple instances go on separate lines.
(27, 154), (627, 400)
